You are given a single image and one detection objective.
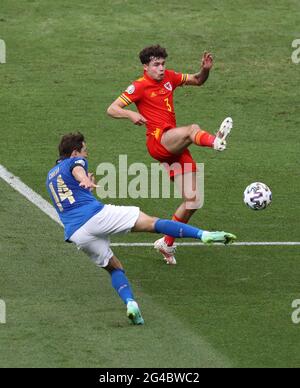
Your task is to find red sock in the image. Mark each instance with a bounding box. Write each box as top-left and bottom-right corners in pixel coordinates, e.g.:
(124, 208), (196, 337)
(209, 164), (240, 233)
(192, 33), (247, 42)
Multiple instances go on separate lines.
(164, 215), (187, 246)
(194, 130), (215, 148)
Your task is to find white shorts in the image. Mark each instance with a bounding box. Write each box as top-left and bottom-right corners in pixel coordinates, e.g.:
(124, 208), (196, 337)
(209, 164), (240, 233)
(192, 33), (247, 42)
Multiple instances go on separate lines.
(69, 205), (140, 268)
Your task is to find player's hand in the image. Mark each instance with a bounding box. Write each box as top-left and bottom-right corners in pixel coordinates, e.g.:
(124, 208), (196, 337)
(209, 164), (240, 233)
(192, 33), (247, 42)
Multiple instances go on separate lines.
(88, 173), (96, 184)
(129, 111), (147, 126)
(79, 176), (99, 190)
(87, 173), (97, 191)
(201, 52), (213, 70)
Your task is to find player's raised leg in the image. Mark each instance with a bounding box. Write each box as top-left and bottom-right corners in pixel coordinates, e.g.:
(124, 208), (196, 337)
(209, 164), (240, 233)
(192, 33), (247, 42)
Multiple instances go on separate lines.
(132, 211), (237, 245)
(160, 117), (233, 155)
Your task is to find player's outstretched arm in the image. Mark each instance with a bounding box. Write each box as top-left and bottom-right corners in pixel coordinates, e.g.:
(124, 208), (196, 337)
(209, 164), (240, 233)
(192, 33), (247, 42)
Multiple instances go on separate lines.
(107, 98), (147, 126)
(72, 166), (98, 190)
(185, 52), (213, 86)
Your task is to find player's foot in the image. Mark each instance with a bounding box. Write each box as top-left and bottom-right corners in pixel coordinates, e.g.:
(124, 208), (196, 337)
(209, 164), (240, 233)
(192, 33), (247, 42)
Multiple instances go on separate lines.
(213, 117), (233, 151)
(201, 231), (237, 245)
(154, 237), (177, 265)
(127, 301), (144, 325)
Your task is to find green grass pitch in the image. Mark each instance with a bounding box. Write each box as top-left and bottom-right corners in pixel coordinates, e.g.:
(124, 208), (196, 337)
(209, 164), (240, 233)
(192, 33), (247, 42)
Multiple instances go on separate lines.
(0, 0), (300, 367)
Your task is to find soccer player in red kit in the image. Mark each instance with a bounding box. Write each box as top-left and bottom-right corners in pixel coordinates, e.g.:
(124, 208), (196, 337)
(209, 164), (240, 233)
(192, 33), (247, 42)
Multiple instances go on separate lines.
(107, 45), (233, 265)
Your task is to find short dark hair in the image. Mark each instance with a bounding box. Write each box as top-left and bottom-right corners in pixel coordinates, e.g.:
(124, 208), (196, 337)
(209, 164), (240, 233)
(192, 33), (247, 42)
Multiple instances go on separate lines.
(139, 45), (168, 64)
(58, 132), (85, 158)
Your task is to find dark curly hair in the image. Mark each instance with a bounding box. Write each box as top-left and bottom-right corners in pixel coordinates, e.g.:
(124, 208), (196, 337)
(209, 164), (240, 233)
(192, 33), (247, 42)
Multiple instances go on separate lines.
(58, 132), (85, 158)
(139, 45), (168, 64)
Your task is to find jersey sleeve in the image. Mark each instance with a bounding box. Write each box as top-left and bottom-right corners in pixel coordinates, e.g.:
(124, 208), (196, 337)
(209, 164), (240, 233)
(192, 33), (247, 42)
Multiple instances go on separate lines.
(69, 158), (88, 173)
(168, 70), (189, 89)
(118, 81), (144, 106)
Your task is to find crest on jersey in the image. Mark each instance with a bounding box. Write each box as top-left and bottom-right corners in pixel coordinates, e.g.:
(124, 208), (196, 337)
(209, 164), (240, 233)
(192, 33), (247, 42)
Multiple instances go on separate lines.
(164, 82), (172, 91)
(126, 84), (135, 94)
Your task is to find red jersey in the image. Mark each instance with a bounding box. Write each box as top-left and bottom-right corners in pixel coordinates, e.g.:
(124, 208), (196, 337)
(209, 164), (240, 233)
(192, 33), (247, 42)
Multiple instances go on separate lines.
(119, 70), (188, 138)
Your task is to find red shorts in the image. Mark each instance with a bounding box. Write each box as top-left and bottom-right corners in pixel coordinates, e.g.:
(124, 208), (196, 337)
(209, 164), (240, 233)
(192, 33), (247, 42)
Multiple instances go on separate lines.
(146, 131), (197, 179)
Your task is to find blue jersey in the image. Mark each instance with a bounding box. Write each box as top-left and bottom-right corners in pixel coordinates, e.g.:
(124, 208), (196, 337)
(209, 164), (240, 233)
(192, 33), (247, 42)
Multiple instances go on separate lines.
(46, 157), (104, 240)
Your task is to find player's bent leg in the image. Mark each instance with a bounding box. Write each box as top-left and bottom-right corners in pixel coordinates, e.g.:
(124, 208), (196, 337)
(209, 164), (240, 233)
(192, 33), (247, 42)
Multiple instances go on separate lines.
(71, 223), (145, 326)
(104, 256), (144, 326)
(161, 118), (233, 154)
(160, 124), (201, 154)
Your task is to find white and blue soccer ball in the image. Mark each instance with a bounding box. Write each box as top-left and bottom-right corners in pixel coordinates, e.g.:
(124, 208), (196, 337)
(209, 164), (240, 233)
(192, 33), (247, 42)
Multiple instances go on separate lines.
(244, 182), (272, 211)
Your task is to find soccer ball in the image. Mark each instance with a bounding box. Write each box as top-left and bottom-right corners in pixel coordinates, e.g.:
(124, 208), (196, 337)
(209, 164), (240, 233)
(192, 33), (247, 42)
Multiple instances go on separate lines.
(244, 182), (272, 211)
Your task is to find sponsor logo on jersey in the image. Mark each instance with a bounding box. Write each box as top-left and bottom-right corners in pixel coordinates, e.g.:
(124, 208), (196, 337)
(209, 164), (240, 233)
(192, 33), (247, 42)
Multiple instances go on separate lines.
(126, 84), (135, 94)
(164, 82), (172, 91)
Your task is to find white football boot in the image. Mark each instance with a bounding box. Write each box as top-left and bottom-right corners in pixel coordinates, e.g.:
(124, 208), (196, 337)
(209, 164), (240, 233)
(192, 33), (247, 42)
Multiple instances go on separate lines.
(154, 238), (177, 265)
(213, 117), (233, 151)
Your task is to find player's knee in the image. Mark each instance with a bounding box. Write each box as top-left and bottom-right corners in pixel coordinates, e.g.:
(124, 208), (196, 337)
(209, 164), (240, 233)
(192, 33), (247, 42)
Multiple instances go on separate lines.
(106, 104), (113, 117)
(142, 216), (157, 232)
(191, 124), (201, 133)
(181, 124), (199, 142)
(104, 255), (124, 273)
(148, 217), (158, 232)
(134, 212), (157, 232)
(189, 124), (201, 140)
(191, 124), (200, 131)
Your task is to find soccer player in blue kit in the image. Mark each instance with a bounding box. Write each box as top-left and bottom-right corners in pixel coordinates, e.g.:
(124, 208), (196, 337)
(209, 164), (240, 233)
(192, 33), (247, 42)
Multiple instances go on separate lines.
(47, 133), (236, 325)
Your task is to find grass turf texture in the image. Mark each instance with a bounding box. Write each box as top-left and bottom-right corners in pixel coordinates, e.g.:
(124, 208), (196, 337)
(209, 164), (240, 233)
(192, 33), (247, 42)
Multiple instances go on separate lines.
(0, 0), (300, 367)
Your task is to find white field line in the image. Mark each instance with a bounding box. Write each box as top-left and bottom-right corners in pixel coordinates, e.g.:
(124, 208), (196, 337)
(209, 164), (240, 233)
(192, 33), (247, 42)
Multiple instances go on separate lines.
(0, 164), (62, 226)
(110, 242), (300, 247)
(1, 164), (299, 247)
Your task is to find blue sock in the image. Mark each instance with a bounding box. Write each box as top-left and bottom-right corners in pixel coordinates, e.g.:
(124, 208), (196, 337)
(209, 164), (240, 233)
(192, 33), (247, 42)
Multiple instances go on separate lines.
(155, 219), (204, 240)
(111, 269), (134, 305)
